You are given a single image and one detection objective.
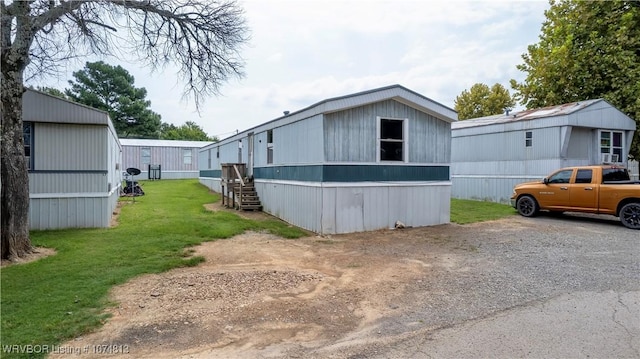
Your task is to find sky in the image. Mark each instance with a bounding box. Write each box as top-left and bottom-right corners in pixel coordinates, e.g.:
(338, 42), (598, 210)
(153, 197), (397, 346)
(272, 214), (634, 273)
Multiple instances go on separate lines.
(32, 0), (551, 140)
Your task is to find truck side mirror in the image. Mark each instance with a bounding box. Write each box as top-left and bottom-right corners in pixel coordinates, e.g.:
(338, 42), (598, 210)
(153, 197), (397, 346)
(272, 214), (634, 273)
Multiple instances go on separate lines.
(543, 177), (549, 184)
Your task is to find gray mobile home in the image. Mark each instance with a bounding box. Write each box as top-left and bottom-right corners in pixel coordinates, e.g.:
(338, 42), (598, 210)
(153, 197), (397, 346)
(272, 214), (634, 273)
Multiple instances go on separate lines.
(23, 89), (122, 230)
(199, 85), (457, 234)
(120, 139), (213, 179)
(451, 99), (637, 203)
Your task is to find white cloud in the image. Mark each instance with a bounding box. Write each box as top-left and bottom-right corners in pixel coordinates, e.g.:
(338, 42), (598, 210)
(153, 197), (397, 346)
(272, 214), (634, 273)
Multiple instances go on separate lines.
(29, 0), (550, 139)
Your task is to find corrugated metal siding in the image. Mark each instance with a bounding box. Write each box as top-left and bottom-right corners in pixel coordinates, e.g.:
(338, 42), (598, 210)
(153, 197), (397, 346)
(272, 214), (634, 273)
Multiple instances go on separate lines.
(452, 127), (562, 163)
(29, 196), (109, 230)
(29, 173), (107, 193)
(324, 106), (377, 162)
(254, 180), (450, 234)
(23, 90), (110, 125)
(272, 115), (324, 164)
(324, 100), (450, 163)
(566, 127), (594, 160)
(254, 180), (323, 232)
(410, 116), (451, 163)
(34, 123), (107, 171)
(199, 178), (222, 192)
(122, 145), (199, 171)
(326, 183), (451, 233)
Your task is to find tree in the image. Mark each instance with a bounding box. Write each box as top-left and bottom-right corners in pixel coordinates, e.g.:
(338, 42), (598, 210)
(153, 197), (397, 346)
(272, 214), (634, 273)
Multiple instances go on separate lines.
(160, 121), (218, 141)
(1, 0), (248, 260)
(66, 61), (162, 138)
(510, 0), (640, 158)
(454, 83), (516, 120)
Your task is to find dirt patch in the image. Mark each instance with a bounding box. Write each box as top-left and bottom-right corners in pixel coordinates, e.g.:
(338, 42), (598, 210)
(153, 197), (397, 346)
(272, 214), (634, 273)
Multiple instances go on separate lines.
(1, 247), (56, 267)
(50, 219), (525, 359)
(203, 202), (279, 221)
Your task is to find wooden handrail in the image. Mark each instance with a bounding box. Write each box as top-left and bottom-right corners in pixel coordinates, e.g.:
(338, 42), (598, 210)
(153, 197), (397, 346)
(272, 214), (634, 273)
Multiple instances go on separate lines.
(233, 164), (245, 186)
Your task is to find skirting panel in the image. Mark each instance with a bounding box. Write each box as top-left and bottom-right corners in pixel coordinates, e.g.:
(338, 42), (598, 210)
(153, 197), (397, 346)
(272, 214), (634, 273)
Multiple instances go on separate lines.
(255, 180), (451, 234)
(29, 195), (111, 230)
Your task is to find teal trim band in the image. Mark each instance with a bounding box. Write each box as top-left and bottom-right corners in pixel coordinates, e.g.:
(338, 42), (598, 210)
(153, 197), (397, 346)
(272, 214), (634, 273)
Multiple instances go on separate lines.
(29, 170), (108, 174)
(200, 169), (222, 178)
(253, 165), (449, 182)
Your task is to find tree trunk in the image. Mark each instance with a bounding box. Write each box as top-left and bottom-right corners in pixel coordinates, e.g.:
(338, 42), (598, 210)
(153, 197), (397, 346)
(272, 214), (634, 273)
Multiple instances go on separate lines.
(1, 62), (32, 260)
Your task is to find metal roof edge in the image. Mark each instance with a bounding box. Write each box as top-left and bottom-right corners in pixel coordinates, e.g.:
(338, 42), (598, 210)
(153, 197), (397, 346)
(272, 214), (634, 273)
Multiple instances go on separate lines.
(213, 85), (456, 146)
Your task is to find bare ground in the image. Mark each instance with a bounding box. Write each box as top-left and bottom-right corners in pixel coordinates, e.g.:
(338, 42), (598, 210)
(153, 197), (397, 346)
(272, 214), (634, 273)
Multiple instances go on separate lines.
(48, 204), (528, 359)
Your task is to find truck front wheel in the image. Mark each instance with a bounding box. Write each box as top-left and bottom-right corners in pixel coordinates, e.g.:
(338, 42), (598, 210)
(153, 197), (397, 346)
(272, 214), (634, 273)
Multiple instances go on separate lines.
(517, 195), (539, 217)
(619, 202), (640, 230)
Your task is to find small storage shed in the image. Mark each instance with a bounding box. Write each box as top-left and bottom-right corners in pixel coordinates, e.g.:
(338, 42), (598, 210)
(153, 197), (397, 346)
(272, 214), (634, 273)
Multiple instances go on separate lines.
(120, 139), (214, 179)
(199, 85), (457, 234)
(22, 89), (122, 230)
(451, 99), (637, 203)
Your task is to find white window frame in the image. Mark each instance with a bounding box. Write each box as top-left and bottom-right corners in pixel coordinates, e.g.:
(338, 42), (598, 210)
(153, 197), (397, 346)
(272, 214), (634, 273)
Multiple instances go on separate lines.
(376, 117), (408, 163)
(266, 129), (274, 164)
(141, 147), (151, 165)
(183, 148), (192, 165)
(599, 130), (624, 163)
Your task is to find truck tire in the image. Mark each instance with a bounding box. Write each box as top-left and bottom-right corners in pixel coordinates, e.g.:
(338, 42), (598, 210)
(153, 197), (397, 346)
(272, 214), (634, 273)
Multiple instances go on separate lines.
(516, 195), (539, 217)
(619, 202), (640, 229)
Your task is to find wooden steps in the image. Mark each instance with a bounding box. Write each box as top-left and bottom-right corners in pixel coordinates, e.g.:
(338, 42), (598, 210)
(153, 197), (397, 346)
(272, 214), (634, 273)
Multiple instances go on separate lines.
(232, 182), (262, 211)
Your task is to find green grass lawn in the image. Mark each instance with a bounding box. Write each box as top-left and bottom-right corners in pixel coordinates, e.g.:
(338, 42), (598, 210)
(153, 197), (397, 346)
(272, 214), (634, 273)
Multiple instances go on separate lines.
(451, 198), (517, 224)
(0, 179), (308, 359)
(0, 182), (514, 359)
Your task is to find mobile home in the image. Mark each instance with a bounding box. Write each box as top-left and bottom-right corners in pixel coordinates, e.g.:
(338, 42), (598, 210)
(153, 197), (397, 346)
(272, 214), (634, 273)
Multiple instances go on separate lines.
(23, 89), (122, 229)
(120, 139), (213, 179)
(199, 85), (457, 234)
(451, 99), (637, 203)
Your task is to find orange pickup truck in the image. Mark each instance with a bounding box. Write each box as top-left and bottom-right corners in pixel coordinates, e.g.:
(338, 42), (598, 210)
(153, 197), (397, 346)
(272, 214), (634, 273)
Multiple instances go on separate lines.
(510, 165), (640, 229)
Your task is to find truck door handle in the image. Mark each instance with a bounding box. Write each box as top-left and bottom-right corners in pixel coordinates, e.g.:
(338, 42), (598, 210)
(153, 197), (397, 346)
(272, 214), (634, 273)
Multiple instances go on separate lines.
(584, 187), (593, 191)
(560, 187), (568, 190)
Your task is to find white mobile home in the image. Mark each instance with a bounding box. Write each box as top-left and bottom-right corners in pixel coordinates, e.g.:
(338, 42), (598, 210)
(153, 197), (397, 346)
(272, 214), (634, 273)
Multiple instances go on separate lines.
(451, 99), (637, 203)
(120, 139), (213, 179)
(23, 89), (122, 230)
(199, 85), (457, 234)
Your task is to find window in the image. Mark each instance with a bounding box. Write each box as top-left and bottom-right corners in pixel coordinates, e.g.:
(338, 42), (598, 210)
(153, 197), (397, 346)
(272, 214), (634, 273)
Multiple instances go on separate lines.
(602, 168), (631, 182)
(379, 118), (405, 162)
(525, 131), (532, 147)
(183, 148), (192, 165)
(600, 130), (623, 163)
(141, 148), (151, 164)
(266, 129), (274, 164)
(216, 147), (219, 159)
(23, 121), (33, 170)
(207, 149), (211, 168)
(575, 169), (592, 184)
(547, 169), (573, 184)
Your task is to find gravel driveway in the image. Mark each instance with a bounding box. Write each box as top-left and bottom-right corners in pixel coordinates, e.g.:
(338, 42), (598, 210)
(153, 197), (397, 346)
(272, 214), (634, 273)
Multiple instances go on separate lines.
(53, 212), (639, 359)
(333, 213), (640, 359)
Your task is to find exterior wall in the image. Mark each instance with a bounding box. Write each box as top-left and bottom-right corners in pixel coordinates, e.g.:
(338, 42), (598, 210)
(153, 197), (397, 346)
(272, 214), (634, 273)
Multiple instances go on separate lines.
(324, 100), (450, 164)
(29, 195), (117, 230)
(253, 180), (450, 234)
(269, 115), (324, 165)
(629, 160), (639, 181)
(451, 100), (636, 204)
(121, 141), (211, 179)
(24, 89), (122, 230)
(199, 86), (455, 234)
